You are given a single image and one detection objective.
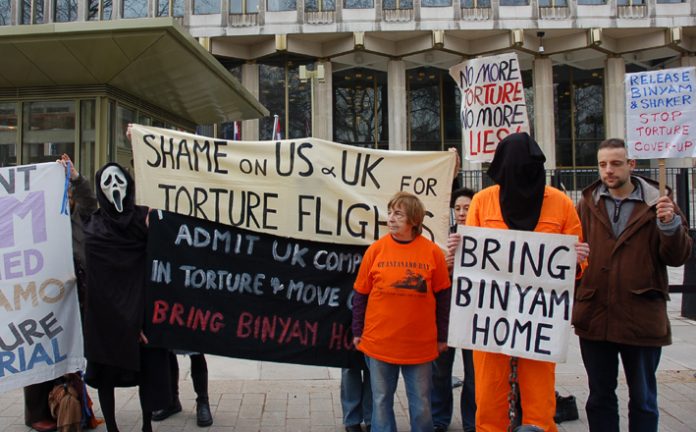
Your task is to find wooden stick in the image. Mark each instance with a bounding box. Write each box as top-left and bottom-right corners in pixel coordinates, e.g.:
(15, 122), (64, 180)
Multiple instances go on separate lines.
(658, 159), (666, 197)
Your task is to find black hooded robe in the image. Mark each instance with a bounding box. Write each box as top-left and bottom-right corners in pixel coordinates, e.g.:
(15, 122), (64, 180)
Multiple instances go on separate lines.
(82, 162), (169, 410)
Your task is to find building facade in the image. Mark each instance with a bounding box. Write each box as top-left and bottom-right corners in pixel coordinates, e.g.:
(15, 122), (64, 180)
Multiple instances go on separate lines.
(1, 0), (695, 173)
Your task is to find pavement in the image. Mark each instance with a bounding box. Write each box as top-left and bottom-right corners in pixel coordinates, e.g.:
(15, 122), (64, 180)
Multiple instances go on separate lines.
(2, 290), (695, 432)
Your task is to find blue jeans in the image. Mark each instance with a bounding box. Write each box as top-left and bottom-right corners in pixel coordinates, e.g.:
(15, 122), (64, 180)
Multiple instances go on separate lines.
(366, 355), (433, 432)
(580, 338), (661, 432)
(341, 367), (372, 427)
(431, 348), (476, 431)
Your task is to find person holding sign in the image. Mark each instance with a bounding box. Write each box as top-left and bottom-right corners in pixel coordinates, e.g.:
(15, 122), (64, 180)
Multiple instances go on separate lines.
(460, 132), (589, 432)
(83, 163), (171, 432)
(573, 138), (692, 432)
(432, 187), (477, 432)
(352, 191), (451, 432)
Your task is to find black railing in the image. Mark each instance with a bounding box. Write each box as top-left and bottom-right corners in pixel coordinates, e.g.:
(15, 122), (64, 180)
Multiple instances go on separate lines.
(460, 167), (696, 229)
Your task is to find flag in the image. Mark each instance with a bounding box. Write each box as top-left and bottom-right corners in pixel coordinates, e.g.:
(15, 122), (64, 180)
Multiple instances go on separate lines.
(272, 114), (282, 140)
(233, 121), (241, 141)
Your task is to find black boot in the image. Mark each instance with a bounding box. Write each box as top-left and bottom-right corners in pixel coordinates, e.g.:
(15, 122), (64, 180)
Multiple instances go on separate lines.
(151, 400), (182, 422)
(196, 402), (213, 427)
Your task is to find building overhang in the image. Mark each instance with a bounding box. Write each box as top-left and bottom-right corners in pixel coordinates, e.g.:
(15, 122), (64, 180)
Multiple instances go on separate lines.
(0, 17), (268, 124)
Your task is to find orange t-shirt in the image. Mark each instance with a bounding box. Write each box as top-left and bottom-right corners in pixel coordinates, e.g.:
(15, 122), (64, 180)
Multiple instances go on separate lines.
(354, 234), (450, 364)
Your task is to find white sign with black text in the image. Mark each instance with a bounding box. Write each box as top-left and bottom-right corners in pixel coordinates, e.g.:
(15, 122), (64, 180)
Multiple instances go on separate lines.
(448, 226), (577, 363)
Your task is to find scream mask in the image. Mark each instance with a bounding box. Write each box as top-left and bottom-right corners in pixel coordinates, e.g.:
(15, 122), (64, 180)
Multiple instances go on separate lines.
(100, 165), (128, 213)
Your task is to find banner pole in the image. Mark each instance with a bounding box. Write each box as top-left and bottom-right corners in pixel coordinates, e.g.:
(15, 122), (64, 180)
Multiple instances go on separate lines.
(658, 158), (666, 197)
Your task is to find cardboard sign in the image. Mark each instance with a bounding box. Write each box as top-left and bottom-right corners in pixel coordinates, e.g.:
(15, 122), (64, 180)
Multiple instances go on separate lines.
(0, 163), (84, 392)
(130, 125), (456, 249)
(449, 53), (530, 162)
(448, 226), (577, 363)
(625, 67), (696, 159)
(144, 210), (366, 368)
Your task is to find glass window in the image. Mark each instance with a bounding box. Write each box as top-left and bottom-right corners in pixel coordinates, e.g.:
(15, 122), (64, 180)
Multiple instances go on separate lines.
(115, 105), (135, 149)
(21, 0), (43, 24)
(577, 0), (605, 4)
(267, 0), (296, 11)
(656, 0), (681, 3)
(383, 0), (412, 9)
(23, 101), (75, 165)
(422, 0), (451, 6)
(193, 0), (220, 14)
(80, 100), (97, 187)
(122, 0), (147, 17)
(54, 0), (77, 22)
(0, 0), (11, 25)
(333, 68), (388, 149)
(344, 0), (373, 7)
(259, 63), (286, 140)
(500, 0), (528, 5)
(461, 0), (491, 5)
(87, 0), (113, 20)
(156, 0), (184, 15)
(258, 58), (311, 140)
(554, 65), (604, 168)
(462, 0), (490, 6)
(538, 0), (567, 5)
(407, 68), (461, 151)
(617, 0), (644, 4)
(305, 0), (336, 11)
(230, 0), (260, 13)
(0, 102), (17, 167)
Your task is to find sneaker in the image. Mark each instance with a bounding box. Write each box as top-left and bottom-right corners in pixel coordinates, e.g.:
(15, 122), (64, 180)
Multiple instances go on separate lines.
(345, 425), (362, 432)
(152, 400), (182, 421)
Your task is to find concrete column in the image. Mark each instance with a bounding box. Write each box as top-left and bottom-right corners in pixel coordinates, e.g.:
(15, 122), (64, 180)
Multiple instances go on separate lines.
(604, 56), (626, 140)
(388, 59), (407, 151)
(533, 56), (556, 169)
(242, 62), (260, 141)
(313, 60), (333, 141)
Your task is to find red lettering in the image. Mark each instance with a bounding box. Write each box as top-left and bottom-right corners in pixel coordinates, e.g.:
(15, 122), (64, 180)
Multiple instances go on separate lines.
(328, 323), (354, 351)
(152, 300), (169, 324)
(169, 303), (184, 326)
(237, 311), (253, 338)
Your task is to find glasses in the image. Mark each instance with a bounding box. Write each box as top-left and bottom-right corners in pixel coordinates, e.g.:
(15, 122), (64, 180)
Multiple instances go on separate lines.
(388, 209), (407, 220)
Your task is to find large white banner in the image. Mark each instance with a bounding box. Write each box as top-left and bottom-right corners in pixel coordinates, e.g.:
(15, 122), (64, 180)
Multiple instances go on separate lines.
(131, 125), (457, 249)
(625, 67), (696, 159)
(448, 226), (577, 363)
(449, 53), (530, 163)
(0, 163), (84, 392)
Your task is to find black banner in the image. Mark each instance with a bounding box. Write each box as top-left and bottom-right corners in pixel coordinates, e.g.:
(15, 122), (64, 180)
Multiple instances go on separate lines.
(144, 211), (367, 368)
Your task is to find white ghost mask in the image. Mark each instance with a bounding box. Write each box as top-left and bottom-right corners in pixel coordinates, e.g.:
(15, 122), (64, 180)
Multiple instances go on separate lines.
(100, 165), (128, 213)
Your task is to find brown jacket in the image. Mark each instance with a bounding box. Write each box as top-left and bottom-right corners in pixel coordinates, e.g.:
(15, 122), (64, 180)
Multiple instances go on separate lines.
(573, 175), (692, 347)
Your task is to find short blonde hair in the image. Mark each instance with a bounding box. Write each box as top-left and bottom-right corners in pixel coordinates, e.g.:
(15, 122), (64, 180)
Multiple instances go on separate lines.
(387, 191), (425, 235)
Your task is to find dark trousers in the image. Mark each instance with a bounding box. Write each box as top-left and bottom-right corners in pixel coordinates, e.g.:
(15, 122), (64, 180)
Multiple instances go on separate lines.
(431, 348), (476, 431)
(579, 338), (661, 432)
(169, 352), (209, 404)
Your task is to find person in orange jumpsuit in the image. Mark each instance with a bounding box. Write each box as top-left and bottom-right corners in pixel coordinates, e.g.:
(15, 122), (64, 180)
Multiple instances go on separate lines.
(449, 132), (589, 432)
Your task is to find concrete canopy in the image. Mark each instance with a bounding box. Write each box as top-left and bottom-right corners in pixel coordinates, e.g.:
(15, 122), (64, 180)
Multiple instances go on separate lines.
(0, 17), (268, 124)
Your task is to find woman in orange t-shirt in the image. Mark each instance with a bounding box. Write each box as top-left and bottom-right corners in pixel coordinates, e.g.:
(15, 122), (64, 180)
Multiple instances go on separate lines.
(352, 191), (451, 432)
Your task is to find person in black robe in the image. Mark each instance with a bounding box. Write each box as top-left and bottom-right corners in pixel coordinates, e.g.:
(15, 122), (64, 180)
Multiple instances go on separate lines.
(83, 162), (170, 432)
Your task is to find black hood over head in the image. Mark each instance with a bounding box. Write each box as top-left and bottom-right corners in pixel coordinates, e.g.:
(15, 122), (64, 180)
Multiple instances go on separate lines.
(487, 132), (546, 231)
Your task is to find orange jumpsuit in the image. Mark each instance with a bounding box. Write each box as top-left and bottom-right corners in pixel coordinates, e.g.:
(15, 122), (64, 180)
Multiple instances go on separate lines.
(466, 185), (584, 432)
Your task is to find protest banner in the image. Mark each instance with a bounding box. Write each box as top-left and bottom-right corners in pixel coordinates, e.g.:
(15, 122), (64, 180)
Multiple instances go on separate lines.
(144, 210), (366, 368)
(0, 163), (84, 392)
(130, 124), (456, 249)
(625, 67), (696, 160)
(449, 53), (530, 162)
(448, 226), (577, 363)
